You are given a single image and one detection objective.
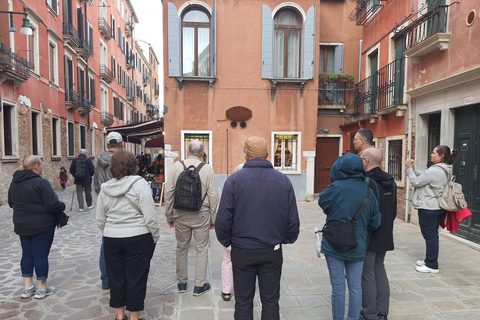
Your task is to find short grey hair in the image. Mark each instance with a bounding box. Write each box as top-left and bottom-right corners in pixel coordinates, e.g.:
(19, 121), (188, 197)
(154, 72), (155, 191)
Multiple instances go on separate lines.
(79, 149), (88, 155)
(188, 140), (204, 157)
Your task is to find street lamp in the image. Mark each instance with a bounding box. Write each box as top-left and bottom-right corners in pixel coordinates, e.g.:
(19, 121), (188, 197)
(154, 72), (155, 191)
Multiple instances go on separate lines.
(0, 10), (33, 35)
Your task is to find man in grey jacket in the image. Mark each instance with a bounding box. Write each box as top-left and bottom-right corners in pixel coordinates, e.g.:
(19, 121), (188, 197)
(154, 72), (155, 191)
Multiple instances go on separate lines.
(164, 140), (219, 296)
(93, 131), (124, 289)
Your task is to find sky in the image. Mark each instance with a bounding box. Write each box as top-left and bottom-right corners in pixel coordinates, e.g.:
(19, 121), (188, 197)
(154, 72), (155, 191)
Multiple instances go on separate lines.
(130, 0), (164, 107)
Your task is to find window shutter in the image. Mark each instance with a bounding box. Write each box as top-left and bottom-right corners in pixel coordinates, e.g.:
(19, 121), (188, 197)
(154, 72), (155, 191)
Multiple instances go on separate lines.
(334, 45), (344, 74)
(167, 2), (181, 77)
(261, 5), (273, 79)
(64, 56), (68, 90)
(91, 78), (96, 106)
(77, 8), (84, 40)
(301, 6), (316, 79)
(89, 26), (93, 53)
(210, 1), (216, 77)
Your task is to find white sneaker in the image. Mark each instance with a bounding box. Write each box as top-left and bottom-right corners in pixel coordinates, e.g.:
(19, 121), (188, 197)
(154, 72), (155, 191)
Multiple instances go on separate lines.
(79, 208), (83, 212)
(416, 265), (439, 273)
(87, 205), (94, 210)
(416, 260), (425, 266)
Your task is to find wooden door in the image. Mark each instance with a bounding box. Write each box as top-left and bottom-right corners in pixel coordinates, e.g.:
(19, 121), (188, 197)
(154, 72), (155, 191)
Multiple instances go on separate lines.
(314, 137), (339, 193)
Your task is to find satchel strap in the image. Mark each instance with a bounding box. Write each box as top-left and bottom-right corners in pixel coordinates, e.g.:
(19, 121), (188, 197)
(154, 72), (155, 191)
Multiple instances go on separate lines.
(122, 177), (144, 215)
(351, 188), (371, 223)
(428, 165), (451, 199)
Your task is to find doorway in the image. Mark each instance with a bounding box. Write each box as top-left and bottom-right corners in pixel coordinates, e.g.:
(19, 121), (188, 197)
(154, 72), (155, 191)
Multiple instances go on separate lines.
(314, 137), (339, 193)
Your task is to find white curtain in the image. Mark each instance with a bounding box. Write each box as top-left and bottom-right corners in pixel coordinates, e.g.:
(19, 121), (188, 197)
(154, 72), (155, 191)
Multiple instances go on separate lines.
(182, 28), (194, 76)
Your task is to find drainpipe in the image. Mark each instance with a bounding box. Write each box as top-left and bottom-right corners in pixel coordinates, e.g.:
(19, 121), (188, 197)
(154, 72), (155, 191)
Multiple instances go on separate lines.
(359, 40), (363, 81)
(84, 2), (90, 132)
(405, 95), (413, 222)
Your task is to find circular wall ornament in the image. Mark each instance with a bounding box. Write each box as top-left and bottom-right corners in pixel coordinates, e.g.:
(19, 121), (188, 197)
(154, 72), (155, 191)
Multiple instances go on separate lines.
(466, 9), (476, 26)
(226, 106), (252, 122)
(231, 121), (237, 128)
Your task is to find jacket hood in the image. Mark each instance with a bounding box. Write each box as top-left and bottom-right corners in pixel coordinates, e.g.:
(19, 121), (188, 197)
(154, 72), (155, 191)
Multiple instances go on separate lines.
(330, 153), (366, 182)
(101, 175), (143, 197)
(97, 151), (114, 169)
(243, 158), (273, 169)
(366, 167), (395, 189)
(12, 169), (40, 183)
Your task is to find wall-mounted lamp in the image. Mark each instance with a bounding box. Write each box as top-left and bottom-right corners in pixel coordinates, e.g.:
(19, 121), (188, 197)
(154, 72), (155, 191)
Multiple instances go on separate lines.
(0, 10), (33, 35)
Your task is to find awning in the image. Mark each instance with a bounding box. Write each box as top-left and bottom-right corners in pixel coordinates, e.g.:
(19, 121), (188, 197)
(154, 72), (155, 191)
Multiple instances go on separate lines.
(106, 120), (164, 144)
(145, 136), (164, 148)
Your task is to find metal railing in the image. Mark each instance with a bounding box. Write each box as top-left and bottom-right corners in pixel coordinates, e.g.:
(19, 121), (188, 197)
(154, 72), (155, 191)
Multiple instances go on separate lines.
(318, 80), (353, 106)
(78, 37), (93, 58)
(0, 42), (33, 78)
(100, 64), (113, 83)
(101, 111), (114, 125)
(98, 17), (112, 40)
(65, 89), (81, 106)
(62, 23), (79, 45)
(403, 5), (449, 51)
(351, 58), (405, 115)
(349, 0), (383, 26)
(78, 97), (92, 113)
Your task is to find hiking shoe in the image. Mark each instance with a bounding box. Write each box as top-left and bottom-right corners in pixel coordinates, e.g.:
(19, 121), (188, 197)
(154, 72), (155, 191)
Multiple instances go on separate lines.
(87, 205), (94, 210)
(34, 286), (57, 299)
(416, 265), (439, 273)
(177, 283), (187, 293)
(21, 285), (37, 298)
(193, 283), (210, 296)
(377, 312), (388, 320)
(416, 260), (425, 266)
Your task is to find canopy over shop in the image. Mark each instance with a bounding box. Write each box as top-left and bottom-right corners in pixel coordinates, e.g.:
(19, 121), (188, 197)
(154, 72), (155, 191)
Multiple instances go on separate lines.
(105, 120), (164, 145)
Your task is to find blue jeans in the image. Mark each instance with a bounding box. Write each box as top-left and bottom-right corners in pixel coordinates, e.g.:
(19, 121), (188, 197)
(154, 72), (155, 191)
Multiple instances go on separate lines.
(100, 237), (109, 287)
(418, 209), (445, 269)
(326, 255), (364, 320)
(19, 226), (55, 280)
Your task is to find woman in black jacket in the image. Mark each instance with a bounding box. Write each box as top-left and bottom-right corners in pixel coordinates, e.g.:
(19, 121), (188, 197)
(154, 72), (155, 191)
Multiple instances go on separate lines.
(8, 156), (68, 299)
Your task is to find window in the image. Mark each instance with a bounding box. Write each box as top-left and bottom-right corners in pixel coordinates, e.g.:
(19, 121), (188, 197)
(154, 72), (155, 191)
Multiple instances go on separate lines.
(90, 128), (95, 156)
(101, 85), (108, 113)
(89, 74), (96, 106)
(47, 0), (59, 15)
(111, 15), (116, 40)
(52, 117), (60, 156)
(78, 66), (86, 100)
(49, 43), (55, 83)
(112, 56), (116, 79)
(80, 125), (86, 149)
(272, 133), (300, 171)
(68, 122), (75, 157)
(64, 54), (74, 96)
(182, 8), (210, 76)
(2, 103), (18, 157)
(427, 113), (441, 168)
(31, 111), (41, 156)
(181, 131), (212, 165)
(27, 24), (38, 71)
(273, 10), (301, 78)
(319, 45), (343, 74)
(387, 139), (403, 182)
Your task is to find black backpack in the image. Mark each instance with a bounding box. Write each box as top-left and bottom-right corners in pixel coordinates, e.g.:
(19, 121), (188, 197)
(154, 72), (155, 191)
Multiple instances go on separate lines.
(74, 159), (87, 181)
(173, 161), (205, 211)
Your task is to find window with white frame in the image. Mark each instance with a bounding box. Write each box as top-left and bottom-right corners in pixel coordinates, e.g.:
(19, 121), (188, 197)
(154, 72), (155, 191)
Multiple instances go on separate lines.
(48, 41), (58, 84)
(181, 8), (211, 76)
(181, 131), (212, 165)
(31, 111), (42, 156)
(52, 117), (61, 156)
(47, 0), (59, 15)
(80, 125), (86, 149)
(273, 9), (302, 78)
(101, 84), (108, 113)
(272, 132), (300, 171)
(387, 137), (404, 183)
(27, 21), (39, 73)
(68, 122), (75, 157)
(2, 102), (18, 157)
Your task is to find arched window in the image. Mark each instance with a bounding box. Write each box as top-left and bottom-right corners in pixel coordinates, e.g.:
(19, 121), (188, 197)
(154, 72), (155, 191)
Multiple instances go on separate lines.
(273, 9), (301, 78)
(182, 9), (210, 76)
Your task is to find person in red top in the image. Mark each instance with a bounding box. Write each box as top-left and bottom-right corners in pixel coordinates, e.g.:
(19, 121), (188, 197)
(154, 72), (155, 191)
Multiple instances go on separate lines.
(58, 166), (68, 191)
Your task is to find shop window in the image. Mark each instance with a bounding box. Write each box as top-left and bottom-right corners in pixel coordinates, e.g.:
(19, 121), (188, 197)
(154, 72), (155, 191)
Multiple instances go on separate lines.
(272, 133), (300, 171)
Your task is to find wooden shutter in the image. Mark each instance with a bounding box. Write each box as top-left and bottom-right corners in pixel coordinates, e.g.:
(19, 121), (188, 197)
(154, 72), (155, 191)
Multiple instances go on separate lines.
(210, 1), (216, 76)
(333, 45), (344, 74)
(301, 6), (316, 79)
(167, 2), (181, 77)
(261, 5), (273, 79)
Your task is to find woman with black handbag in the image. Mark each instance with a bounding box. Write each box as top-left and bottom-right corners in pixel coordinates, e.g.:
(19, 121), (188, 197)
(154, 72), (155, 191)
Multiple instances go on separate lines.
(319, 153), (381, 320)
(406, 145), (458, 274)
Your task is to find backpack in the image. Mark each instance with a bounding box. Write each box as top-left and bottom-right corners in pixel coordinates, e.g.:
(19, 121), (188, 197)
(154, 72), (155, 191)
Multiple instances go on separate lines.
(430, 166), (467, 212)
(74, 159), (87, 181)
(60, 170), (68, 182)
(173, 161), (206, 211)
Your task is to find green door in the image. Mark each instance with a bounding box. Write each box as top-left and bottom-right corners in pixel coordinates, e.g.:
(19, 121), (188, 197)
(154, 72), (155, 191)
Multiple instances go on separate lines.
(394, 35), (406, 105)
(427, 0), (447, 37)
(454, 105), (480, 242)
(369, 51), (378, 113)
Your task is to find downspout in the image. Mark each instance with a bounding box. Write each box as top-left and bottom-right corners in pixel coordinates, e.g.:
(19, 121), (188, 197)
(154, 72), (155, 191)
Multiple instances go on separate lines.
(358, 40), (363, 81)
(405, 95), (413, 222)
(84, 2), (90, 132)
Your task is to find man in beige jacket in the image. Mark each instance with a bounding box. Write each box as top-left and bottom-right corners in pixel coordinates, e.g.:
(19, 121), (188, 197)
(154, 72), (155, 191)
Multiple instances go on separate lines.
(164, 140), (219, 296)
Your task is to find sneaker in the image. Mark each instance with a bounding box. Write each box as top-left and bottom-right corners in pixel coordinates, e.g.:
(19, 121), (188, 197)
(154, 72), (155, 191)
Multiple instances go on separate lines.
(87, 205), (94, 210)
(34, 286), (57, 299)
(79, 208), (83, 212)
(377, 312), (388, 320)
(416, 265), (439, 273)
(21, 285), (37, 298)
(193, 283), (211, 296)
(416, 260), (425, 266)
(177, 283), (187, 293)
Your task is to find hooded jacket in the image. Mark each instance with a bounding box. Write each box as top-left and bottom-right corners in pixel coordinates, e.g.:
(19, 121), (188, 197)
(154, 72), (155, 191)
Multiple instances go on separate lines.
(8, 169), (66, 236)
(215, 158), (300, 249)
(96, 175), (160, 242)
(318, 153), (381, 261)
(69, 153), (95, 185)
(407, 162), (451, 210)
(365, 167), (396, 252)
(93, 150), (114, 194)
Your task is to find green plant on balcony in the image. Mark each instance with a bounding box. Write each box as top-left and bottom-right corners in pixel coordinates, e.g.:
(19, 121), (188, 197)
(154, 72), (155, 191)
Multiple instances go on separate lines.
(318, 72), (355, 87)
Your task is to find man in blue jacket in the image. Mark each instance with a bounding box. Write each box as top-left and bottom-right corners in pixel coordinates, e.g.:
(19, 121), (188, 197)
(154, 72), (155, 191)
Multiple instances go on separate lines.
(69, 149), (95, 212)
(216, 136), (300, 320)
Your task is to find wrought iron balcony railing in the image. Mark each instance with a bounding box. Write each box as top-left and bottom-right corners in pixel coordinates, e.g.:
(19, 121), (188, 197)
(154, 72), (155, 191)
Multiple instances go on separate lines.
(0, 42), (33, 85)
(99, 17), (112, 41)
(100, 64), (113, 83)
(318, 79), (354, 106)
(349, 0), (384, 26)
(78, 37), (93, 59)
(65, 89), (81, 109)
(101, 111), (115, 126)
(351, 58), (405, 116)
(62, 23), (79, 48)
(78, 97), (92, 114)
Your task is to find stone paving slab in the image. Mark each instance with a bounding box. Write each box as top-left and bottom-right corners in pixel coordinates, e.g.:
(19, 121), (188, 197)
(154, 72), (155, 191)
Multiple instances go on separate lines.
(1, 186), (480, 319)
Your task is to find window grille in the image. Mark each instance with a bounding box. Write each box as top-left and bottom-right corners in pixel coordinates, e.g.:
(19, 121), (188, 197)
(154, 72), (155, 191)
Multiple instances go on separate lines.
(273, 134), (298, 170)
(388, 139), (402, 181)
(184, 134), (210, 164)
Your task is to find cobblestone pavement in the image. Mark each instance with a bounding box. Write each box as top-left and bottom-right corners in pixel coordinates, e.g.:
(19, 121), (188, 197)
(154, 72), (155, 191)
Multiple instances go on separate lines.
(1, 184), (480, 319)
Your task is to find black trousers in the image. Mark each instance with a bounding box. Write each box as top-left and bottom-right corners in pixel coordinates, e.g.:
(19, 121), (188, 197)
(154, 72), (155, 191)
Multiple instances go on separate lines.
(104, 233), (156, 311)
(231, 245), (283, 320)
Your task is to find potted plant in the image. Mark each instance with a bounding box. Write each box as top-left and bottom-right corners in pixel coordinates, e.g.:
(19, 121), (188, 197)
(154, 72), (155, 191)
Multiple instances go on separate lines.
(319, 72), (355, 87)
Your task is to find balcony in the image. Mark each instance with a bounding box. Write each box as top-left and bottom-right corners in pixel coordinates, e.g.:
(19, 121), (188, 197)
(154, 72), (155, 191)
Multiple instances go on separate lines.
(127, 90), (135, 102)
(125, 24), (132, 38)
(402, 5), (451, 64)
(126, 53), (134, 69)
(78, 97), (92, 114)
(318, 74), (354, 109)
(101, 111), (115, 126)
(99, 17), (112, 41)
(146, 104), (159, 118)
(0, 42), (32, 89)
(350, 59), (407, 122)
(349, 0), (384, 26)
(65, 89), (81, 110)
(100, 65), (113, 83)
(62, 23), (79, 48)
(77, 38), (93, 60)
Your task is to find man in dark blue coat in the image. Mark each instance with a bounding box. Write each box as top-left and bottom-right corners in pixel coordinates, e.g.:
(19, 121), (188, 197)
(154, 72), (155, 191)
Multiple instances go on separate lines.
(216, 136), (300, 320)
(69, 149), (95, 212)
(360, 148), (396, 320)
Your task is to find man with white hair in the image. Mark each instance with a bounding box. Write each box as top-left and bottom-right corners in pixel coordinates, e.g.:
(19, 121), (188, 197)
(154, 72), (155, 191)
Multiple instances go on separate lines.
(69, 149), (95, 212)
